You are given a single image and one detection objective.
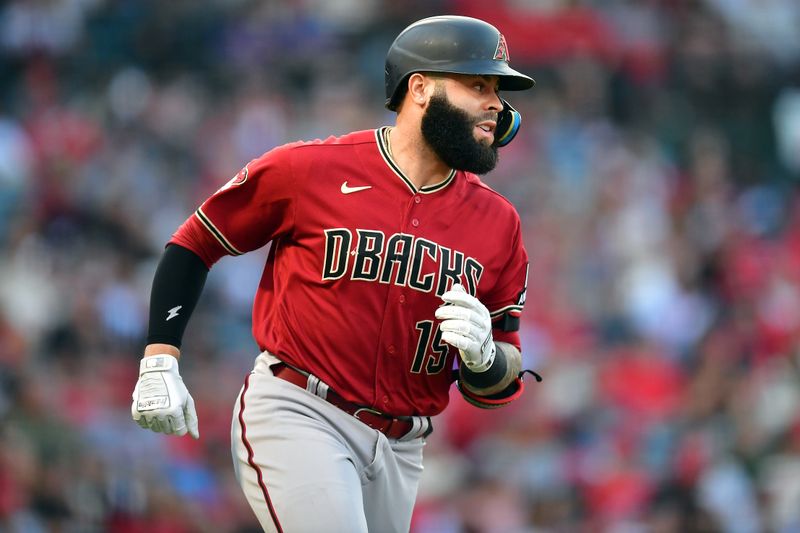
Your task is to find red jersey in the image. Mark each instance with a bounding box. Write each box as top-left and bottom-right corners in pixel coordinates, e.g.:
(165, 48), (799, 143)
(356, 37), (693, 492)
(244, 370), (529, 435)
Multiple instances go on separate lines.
(171, 128), (528, 416)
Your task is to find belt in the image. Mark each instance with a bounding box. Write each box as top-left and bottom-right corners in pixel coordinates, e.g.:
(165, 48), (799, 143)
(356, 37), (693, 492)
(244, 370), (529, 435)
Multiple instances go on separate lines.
(272, 363), (431, 440)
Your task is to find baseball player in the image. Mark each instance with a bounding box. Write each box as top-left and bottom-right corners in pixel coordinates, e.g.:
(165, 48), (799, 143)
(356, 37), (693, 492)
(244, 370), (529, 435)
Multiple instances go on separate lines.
(132, 15), (539, 532)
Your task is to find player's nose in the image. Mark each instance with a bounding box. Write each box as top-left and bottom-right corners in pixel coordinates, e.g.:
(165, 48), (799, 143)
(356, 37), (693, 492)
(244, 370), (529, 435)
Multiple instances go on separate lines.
(486, 90), (502, 112)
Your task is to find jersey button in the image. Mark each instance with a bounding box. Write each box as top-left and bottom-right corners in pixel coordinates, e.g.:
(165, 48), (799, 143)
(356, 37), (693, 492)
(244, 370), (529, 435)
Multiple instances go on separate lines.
(414, 196), (421, 204)
(398, 294), (406, 304)
(382, 395), (389, 404)
(411, 218), (420, 227)
(387, 345), (396, 355)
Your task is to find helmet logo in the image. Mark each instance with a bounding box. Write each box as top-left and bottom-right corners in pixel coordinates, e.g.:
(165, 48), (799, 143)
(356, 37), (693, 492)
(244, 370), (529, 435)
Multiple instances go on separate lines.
(494, 34), (510, 62)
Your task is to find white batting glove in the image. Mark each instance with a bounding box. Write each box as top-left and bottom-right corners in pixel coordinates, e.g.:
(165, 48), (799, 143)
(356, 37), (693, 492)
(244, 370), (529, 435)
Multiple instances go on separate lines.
(131, 354), (199, 439)
(435, 284), (496, 372)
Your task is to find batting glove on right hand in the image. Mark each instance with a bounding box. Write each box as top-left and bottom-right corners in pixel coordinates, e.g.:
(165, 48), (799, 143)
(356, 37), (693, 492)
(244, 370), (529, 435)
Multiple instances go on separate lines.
(131, 354), (199, 439)
(435, 284), (496, 373)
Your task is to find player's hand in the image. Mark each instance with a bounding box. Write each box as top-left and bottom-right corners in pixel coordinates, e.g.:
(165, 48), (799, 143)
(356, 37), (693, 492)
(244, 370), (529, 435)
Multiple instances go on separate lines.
(131, 354), (199, 439)
(435, 284), (496, 372)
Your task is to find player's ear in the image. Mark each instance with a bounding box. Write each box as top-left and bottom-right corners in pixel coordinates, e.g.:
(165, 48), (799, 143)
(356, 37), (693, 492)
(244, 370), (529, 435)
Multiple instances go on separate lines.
(407, 73), (431, 106)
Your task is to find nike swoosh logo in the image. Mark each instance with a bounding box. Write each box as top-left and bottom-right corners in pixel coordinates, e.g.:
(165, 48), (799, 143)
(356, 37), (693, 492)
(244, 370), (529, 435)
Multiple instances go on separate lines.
(341, 181), (372, 194)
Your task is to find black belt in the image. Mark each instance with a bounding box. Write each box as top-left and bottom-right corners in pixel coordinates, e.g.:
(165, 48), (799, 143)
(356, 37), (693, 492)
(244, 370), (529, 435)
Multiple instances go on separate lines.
(272, 363), (432, 440)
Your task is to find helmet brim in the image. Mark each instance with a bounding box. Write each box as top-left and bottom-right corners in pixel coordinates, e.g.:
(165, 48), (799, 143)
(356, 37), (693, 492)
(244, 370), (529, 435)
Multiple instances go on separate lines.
(424, 60), (536, 91)
(385, 63), (534, 110)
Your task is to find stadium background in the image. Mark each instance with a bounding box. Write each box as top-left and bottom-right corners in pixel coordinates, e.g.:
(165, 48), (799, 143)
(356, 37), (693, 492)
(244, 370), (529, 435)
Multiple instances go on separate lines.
(1, 0), (800, 531)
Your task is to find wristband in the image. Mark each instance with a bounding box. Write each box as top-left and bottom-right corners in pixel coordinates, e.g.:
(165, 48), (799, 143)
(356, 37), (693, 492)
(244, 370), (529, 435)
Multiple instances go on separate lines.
(460, 344), (507, 389)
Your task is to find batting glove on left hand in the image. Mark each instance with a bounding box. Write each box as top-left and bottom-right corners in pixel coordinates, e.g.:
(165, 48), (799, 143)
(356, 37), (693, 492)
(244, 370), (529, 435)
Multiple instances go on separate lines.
(131, 354), (199, 439)
(435, 284), (496, 372)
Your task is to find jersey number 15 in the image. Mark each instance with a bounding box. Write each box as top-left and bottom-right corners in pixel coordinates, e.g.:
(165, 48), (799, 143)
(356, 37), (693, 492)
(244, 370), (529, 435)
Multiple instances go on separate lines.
(410, 320), (449, 375)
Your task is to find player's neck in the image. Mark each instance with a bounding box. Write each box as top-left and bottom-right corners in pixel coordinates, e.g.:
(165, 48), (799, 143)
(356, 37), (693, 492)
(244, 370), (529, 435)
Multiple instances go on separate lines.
(387, 125), (452, 189)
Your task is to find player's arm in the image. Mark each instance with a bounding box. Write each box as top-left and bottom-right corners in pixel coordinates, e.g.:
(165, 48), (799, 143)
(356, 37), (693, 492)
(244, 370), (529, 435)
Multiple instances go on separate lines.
(144, 243), (209, 352)
(131, 147), (298, 436)
(436, 284), (539, 409)
(458, 340), (521, 396)
(131, 243), (209, 439)
(456, 341), (537, 409)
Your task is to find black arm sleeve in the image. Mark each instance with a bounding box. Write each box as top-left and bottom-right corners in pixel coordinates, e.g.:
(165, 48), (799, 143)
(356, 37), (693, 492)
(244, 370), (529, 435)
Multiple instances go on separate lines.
(146, 244), (209, 348)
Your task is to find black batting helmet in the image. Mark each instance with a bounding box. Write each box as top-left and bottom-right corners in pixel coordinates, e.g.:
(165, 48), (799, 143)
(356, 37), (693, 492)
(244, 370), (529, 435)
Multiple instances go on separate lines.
(384, 15), (535, 111)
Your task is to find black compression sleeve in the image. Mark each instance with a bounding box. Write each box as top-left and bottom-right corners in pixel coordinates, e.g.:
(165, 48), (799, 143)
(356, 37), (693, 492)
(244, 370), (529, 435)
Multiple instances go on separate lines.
(146, 244), (209, 348)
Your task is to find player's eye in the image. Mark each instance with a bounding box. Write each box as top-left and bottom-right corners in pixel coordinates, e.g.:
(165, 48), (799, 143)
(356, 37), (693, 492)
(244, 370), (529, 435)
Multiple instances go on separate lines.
(471, 76), (499, 95)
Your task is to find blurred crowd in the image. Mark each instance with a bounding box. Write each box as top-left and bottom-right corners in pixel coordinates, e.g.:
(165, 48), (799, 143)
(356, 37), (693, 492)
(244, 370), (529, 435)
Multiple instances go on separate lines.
(1, 0), (800, 531)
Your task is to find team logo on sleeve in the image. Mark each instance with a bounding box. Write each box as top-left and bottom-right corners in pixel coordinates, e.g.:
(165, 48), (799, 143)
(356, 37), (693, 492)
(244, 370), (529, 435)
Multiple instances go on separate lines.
(215, 165), (249, 194)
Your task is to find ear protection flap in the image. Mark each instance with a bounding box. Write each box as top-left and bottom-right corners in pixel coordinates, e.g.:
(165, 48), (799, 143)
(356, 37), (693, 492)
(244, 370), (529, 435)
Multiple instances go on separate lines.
(494, 99), (521, 147)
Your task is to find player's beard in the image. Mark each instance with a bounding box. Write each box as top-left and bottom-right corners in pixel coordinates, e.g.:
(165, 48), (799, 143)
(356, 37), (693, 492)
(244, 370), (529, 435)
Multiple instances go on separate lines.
(421, 90), (499, 175)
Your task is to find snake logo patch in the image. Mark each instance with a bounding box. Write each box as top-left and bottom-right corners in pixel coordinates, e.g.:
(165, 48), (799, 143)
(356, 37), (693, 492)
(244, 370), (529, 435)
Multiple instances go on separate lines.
(215, 165), (249, 194)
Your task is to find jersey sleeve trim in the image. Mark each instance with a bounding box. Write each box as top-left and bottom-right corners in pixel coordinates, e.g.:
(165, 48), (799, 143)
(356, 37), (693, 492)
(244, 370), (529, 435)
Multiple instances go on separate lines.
(489, 304), (523, 318)
(195, 207), (244, 256)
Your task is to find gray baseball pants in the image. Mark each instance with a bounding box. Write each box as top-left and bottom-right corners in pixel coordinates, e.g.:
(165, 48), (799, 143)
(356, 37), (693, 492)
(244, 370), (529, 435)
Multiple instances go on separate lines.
(231, 352), (427, 532)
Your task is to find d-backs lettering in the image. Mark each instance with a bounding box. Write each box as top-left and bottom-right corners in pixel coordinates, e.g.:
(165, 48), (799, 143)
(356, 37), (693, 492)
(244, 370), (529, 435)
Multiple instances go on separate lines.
(322, 228), (484, 296)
